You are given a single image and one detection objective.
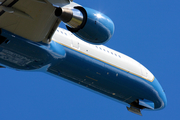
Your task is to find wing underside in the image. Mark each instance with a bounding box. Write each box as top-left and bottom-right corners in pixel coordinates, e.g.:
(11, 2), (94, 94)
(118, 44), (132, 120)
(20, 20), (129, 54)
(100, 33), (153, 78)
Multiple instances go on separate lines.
(0, 0), (80, 43)
(0, 0), (61, 43)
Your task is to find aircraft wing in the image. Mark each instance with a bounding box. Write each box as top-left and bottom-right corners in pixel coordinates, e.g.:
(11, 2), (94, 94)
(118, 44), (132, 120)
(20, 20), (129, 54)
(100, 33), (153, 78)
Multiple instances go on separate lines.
(0, 0), (79, 43)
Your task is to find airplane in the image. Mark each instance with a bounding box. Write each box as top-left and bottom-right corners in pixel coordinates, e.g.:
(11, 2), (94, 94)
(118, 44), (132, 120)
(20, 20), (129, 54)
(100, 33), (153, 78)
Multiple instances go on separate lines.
(0, 0), (167, 116)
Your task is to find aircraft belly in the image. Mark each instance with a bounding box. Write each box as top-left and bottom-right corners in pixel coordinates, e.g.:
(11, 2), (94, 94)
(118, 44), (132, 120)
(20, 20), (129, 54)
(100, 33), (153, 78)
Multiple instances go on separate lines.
(47, 46), (158, 105)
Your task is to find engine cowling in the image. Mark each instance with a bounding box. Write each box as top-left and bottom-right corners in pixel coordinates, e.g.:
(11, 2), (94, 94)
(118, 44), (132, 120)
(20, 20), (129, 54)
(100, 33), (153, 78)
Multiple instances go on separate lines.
(55, 6), (114, 44)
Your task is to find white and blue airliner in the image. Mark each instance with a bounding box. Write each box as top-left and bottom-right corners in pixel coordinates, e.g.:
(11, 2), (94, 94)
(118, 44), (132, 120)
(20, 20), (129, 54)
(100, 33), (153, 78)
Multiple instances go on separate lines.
(0, 0), (167, 115)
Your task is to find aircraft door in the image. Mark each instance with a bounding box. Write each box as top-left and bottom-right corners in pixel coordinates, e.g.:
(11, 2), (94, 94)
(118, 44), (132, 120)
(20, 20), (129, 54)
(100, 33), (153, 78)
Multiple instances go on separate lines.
(71, 34), (79, 49)
(140, 64), (148, 77)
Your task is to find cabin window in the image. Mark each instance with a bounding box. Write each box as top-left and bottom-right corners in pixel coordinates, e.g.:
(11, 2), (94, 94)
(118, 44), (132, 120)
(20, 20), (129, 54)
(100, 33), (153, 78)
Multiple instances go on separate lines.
(118, 55), (121, 58)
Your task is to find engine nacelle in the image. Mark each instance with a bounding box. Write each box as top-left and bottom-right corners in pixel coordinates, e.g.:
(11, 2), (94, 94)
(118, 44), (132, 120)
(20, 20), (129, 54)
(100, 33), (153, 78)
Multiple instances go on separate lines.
(55, 6), (114, 44)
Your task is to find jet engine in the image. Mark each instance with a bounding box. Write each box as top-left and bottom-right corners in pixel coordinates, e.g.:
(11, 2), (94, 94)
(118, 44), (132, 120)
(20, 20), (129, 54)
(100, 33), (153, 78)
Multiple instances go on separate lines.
(55, 6), (114, 44)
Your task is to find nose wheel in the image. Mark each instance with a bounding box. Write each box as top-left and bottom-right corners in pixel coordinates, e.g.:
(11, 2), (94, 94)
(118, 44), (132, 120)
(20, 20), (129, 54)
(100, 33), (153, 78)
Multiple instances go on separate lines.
(127, 99), (155, 115)
(127, 99), (143, 116)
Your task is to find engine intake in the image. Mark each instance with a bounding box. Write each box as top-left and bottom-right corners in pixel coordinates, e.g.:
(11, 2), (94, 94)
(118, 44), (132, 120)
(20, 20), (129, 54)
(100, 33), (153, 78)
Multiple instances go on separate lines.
(55, 6), (114, 44)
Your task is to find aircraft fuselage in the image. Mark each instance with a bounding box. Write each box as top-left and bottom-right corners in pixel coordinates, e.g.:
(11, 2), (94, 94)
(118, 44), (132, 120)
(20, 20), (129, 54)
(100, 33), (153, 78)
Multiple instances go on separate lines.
(0, 27), (167, 114)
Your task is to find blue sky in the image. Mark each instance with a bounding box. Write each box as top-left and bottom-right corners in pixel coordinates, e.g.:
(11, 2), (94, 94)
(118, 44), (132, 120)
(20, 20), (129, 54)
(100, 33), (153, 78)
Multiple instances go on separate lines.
(0, 0), (180, 119)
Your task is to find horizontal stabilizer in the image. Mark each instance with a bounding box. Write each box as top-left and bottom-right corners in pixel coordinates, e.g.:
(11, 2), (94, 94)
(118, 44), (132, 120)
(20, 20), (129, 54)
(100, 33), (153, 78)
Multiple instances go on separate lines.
(139, 99), (154, 110)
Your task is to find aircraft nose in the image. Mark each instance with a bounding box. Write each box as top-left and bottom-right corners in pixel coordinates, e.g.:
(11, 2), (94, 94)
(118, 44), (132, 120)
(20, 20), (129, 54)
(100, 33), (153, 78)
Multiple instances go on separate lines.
(153, 78), (167, 109)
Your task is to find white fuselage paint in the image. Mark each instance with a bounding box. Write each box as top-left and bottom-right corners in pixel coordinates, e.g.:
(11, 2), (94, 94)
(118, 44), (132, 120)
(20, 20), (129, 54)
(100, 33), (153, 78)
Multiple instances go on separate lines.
(52, 27), (154, 82)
